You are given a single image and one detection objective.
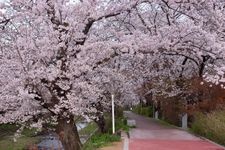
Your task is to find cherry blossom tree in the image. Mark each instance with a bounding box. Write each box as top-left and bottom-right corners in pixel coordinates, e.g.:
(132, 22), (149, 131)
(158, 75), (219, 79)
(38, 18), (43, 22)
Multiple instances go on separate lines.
(1, 0), (225, 149)
(0, 0), (141, 149)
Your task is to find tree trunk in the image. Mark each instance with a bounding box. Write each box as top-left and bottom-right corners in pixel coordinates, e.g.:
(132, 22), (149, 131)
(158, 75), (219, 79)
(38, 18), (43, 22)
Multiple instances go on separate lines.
(95, 115), (106, 133)
(56, 116), (81, 150)
(94, 101), (106, 133)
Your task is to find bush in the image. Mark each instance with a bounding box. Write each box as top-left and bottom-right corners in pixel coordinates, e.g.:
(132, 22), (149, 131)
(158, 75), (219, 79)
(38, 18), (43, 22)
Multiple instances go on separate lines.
(133, 105), (153, 117)
(141, 106), (153, 117)
(0, 124), (40, 150)
(132, 104), (141, 114)
(115, 106), (124, 118)
(106, 115), (130, 133)
(0, 124), (19, 138)
(83, 133), (120, 150)
(191, 110), (225, 146)
(115, 117), (130, 132)
(0, 124), (37, 137)
(84, 111), (129, 149)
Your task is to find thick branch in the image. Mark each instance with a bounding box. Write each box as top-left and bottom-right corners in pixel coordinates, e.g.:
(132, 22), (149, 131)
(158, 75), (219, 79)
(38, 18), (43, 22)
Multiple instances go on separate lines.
(163, 52), (199, 67)
(136, 8), (152, 33)
(179, 57), (188, 77)
(0, 18), (10, 25)
(78, 1), (140, 45)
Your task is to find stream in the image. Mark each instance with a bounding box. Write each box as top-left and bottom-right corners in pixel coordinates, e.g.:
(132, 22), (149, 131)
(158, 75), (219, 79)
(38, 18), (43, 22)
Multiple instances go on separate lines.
(37, 122), (88, 150)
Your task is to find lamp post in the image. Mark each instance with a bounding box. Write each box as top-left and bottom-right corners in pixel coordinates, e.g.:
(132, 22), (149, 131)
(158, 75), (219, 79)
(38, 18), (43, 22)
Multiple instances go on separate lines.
(104, 82), (116, 134)
(111, 94), (115, 134)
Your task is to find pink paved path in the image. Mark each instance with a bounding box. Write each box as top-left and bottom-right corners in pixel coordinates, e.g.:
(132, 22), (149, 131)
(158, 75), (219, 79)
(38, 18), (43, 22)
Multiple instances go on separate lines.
(125, 111), (224, 150)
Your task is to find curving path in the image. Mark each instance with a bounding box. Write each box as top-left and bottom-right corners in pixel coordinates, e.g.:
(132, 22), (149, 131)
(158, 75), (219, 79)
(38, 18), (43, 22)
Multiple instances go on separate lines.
(124, 111), (225, 150)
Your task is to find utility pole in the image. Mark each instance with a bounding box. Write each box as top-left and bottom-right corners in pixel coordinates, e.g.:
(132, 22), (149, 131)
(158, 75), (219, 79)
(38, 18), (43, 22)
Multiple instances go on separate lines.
(112, 94), (115, 134)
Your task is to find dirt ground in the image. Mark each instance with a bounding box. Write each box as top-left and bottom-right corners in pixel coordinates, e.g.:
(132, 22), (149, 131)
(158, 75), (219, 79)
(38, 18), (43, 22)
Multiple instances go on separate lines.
(99, 140), (123, 150)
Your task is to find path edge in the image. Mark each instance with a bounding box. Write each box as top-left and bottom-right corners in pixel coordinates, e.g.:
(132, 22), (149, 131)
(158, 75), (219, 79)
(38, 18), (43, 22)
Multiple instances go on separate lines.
(121, 131), (129, 150)
(154, 118), (225, 149)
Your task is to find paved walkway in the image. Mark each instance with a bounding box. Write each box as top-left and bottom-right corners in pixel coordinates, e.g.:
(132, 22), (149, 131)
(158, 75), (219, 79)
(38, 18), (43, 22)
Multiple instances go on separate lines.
(124, 111), (224, 150)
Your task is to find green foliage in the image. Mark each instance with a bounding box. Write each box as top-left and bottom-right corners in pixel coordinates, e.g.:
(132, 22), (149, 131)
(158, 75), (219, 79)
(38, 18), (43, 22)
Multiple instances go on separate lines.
(0, 124), (37, 138)
(105, 113), (131, 133)
(83, 133), (120, 150)
(0, 124), (18, 131)
(91, 133), (120, 147)
(191, 110), (225, 146)
(132, 104), (142, 114)
(0, 124), (40, 150)
(0, 124), (18, 139)
(83, 111), (130, 149)
(115, 106), (124, 118)
(0, 136), (39, 150)
(116, 117), (130, 132)
(133, 105), (153, 117)
(21, 128), (38, 137)
(83, 108), (132, 150)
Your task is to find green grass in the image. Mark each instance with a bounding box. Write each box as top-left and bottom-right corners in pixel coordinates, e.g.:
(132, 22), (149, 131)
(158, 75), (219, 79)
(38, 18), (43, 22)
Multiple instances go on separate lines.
(0, 124), (18, 140)
(0, 124), (40, 150)
(116, 117), (132, 132)
(0, 136), (40, 150)
(191, 110), (225, 146)
(106, 116), (132, 133)
(0, 124), (37, 137)
(22, 128), (38, 137)
(0, 124), (18, 131)
(83, 112), (129, 150)
(83, 133), (120, 150)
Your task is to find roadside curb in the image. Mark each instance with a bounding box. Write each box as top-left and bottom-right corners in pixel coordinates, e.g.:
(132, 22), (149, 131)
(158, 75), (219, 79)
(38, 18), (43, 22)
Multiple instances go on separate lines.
(189, 132), (225, 150)
(121, 131), (129, 150)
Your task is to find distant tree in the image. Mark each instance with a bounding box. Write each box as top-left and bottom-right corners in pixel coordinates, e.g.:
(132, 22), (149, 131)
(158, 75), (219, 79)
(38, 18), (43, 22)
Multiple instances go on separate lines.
(0, 0), (138, 149)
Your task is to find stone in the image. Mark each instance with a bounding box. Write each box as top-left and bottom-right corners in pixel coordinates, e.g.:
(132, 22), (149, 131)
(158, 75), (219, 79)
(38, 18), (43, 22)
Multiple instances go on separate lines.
(127, 120), (136, 127)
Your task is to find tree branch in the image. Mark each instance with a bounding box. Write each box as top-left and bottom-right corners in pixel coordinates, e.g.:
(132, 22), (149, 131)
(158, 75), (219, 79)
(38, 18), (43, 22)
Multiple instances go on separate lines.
(163, 52), (199, 67)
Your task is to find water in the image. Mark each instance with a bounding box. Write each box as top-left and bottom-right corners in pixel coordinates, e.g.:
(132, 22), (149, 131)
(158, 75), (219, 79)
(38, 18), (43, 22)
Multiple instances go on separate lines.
(37, 133), (64, 150)
(77, 122), (88, 131)
(37, 122), (88, 149)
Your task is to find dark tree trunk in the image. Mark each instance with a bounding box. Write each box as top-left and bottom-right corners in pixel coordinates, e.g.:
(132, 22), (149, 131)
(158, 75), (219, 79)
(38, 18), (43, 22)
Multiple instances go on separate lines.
(145, 92), (153, 106)
(94, 101), (106, 133)
(179, 57), (188, 78)
(56, 116), (81, 150)
(95, 115), (106, 133)
(199, 55), (210, 78)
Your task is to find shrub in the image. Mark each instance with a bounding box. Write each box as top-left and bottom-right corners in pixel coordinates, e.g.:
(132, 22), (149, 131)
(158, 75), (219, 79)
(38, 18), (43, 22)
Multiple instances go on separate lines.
(106, 115), (130, 133)
(133, 104), (153, 117)
(140, 106), (153, 117)
(83, 133), (120, 150)
(191, 110), (225, 146)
